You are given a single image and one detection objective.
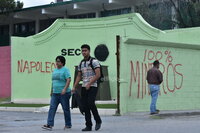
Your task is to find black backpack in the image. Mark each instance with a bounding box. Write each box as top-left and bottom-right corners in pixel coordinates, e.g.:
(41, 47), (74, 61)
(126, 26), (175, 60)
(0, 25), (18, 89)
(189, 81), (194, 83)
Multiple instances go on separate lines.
(71, 90), (84, 115)
(79, 57), (104, 85)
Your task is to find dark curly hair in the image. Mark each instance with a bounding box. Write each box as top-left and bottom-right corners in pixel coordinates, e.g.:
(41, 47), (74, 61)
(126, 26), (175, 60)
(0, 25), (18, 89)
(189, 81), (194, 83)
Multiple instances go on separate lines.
(56, 56), (66, 66)
(153, 60), (159, 66)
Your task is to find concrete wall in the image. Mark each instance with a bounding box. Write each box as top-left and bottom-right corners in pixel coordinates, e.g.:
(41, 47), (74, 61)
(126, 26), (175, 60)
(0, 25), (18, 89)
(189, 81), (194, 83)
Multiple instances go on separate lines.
(0, 46), (11, 98)
(11, 15), (126, 103)
(120, 43), (200, 113)
(11, 13), (200, 114)
(120, 19), (200, 114)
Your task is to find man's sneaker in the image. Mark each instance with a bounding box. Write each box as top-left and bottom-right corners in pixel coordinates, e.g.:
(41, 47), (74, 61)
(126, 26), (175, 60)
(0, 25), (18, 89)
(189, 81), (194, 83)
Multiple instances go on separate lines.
(95, 123), (101, 131)
(82, 127), (92, 131)
(42, 125), (52, 130)
(64, 125), (72, 130)
(156, 109), (160, 112)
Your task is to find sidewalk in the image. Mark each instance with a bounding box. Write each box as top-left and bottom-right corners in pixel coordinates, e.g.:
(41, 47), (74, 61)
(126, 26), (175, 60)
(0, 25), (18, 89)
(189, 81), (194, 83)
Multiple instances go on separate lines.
(0, 100), (117, 115)
(0, 104), (117, 116)
(125, 110), (200, 118)
(1, 104), (200, 117)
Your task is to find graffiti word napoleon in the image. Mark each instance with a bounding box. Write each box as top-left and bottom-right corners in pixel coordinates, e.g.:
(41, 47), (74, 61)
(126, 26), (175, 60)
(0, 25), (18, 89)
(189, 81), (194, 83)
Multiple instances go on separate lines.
(129, 49), (183, 99)
(18, 60), (56, 74)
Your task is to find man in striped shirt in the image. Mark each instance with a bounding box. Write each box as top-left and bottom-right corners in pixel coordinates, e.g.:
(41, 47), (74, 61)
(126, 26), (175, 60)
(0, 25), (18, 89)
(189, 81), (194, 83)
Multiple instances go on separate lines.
(72, 44), (102, 131)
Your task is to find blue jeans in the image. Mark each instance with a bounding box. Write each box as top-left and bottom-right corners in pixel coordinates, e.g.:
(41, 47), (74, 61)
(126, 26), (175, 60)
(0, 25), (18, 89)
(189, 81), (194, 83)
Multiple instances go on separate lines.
(47, 92), (71, 127)
(149, 84), (160, 113)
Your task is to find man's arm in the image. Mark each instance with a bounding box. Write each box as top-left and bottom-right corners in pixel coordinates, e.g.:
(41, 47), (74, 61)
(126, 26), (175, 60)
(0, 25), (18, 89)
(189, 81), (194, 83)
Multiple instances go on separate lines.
(158, 70), (163, 84)
(72, 71), (82, 92)
(86, 68), (101, 89)
(89, 68), (101, 84)
(146, 70), (150, 83)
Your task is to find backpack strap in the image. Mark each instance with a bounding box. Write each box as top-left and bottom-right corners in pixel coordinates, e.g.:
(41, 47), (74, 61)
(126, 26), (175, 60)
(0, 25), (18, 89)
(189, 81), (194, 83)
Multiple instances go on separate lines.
(78, 59), (85, 71)
(79, 57), (98, 72)
(90, 57), (95, 71)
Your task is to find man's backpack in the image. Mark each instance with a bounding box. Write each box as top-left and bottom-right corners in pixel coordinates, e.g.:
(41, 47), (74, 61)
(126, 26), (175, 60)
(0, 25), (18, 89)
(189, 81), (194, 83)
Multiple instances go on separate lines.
(79, 57), (104, 85)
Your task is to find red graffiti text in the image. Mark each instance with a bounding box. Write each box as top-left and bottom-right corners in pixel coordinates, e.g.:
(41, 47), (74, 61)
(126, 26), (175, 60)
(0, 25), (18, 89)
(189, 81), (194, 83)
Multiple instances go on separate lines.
(17, 59), (56, 74)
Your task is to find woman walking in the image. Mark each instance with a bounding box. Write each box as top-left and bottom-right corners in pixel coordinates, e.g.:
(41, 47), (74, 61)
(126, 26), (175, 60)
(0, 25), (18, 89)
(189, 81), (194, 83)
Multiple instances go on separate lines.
(42, 56), (72, 130)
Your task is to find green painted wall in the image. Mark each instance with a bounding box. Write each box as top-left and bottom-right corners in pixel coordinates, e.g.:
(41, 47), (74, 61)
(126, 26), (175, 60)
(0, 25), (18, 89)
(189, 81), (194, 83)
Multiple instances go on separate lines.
(11, 14), (136, 103)
(119, 15), (200, 114)
(12, 13), (200, 114)
(120, 43), (200, 114)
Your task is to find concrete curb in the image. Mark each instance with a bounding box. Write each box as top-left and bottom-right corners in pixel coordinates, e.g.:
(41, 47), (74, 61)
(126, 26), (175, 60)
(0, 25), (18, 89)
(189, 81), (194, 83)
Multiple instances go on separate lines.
(0, 105), (116, 116)
(0, 107), (38, 112)
(157, 110), (200, 117)
(2, 106), (199, 117)
(123, 110), (200, 117)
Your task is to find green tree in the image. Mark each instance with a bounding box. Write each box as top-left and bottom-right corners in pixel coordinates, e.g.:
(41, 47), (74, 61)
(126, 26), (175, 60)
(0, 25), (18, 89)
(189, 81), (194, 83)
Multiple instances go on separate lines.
(135, 0), (200, 30)
(135, 1), (173, 30)
(0, 0), (23, 13)
(170, 0), (200, 28)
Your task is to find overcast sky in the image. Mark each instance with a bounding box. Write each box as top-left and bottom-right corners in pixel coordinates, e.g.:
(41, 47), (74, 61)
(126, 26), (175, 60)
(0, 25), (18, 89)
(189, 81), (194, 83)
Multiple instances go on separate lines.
(20, 0), (55, 8)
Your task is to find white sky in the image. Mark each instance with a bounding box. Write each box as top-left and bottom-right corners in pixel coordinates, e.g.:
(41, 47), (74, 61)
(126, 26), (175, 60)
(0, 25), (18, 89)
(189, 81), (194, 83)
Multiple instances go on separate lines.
(19, 0), (55, 8)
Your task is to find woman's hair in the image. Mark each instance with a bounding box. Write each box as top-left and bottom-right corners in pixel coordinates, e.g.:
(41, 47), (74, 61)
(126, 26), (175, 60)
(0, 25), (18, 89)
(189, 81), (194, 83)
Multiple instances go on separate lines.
(56, 56), (66, 66)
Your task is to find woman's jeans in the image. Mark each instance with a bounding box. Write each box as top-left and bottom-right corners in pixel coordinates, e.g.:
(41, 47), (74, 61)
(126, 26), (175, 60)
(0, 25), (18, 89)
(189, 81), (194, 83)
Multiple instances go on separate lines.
(47, 92), (71, 127)
(149, 84), (160, 113)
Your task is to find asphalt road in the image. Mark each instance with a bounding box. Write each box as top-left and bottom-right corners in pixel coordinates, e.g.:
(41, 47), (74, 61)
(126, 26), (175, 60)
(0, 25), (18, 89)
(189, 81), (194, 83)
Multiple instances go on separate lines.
(0, 111), (200, 133)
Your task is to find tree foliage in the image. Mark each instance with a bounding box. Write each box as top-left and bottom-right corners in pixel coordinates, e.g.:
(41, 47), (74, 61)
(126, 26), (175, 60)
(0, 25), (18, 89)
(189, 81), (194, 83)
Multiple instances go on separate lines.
(135, 1), (173, 30)
(170, 0), (200, 28)
(135, 0), (200, 29)
(0, 0), (23, 13)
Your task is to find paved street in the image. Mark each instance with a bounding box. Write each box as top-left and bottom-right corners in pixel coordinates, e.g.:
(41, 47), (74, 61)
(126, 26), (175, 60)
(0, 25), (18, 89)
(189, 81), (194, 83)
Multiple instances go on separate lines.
(1, 111), (200, 133)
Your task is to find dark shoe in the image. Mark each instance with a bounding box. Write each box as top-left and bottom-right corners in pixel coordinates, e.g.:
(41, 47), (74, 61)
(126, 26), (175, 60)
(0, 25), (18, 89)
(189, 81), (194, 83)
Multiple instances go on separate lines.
(156, 109), (160, 112)
(82, 127), (92, 131)
(150, 111), (159, 115)
(64, 125), (72, 130)
(95, 123), (101, 131)
(42, 124), (52, 130)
